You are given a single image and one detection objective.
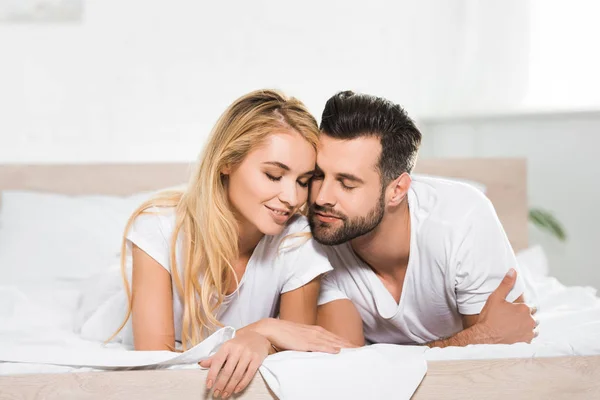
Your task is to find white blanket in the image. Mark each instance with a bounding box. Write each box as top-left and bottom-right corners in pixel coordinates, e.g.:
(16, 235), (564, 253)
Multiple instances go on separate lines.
(0, 327), (234, 369)
(1, 245), (599, 399)
(0, 280), (428, 399)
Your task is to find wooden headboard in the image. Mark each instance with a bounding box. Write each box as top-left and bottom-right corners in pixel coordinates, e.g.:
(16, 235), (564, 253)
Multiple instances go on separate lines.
(0, 158), (527, 251)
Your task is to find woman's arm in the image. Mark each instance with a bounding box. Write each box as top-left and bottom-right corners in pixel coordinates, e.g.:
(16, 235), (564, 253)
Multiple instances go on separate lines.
(278, 276), (321, 324)
(317, 299), (365, 347)
(203, 278), (355, 398)
(239, 276), (356, 352)
(131, 244), (175, 351)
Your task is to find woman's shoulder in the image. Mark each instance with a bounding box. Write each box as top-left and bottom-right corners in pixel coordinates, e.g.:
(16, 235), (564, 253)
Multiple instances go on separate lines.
(128, 206), (178, 242)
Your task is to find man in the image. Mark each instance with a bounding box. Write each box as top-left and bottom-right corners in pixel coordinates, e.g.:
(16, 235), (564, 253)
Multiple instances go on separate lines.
(311, 91), (537, 347)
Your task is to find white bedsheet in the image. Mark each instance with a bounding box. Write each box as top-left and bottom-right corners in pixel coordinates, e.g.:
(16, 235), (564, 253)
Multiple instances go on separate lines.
(0, 279), (429, 400)
(1, 245), (599, 399)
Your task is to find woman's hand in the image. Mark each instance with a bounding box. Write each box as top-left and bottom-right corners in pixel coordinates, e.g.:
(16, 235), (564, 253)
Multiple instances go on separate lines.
(249, 318), (358, 353)
(199, 331), (270, 399)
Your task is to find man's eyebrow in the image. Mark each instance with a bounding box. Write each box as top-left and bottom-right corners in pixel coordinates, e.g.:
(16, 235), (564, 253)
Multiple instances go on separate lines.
(336, 173), (365, 184)
(313, 165), (364, 184)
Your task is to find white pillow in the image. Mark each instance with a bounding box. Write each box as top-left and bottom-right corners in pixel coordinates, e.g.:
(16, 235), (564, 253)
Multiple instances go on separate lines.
(514, 245), (550, 307)
(0, 190), (153, 283)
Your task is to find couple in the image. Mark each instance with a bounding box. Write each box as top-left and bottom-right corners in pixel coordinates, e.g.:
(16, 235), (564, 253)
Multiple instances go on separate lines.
(111, 89), (537, 398)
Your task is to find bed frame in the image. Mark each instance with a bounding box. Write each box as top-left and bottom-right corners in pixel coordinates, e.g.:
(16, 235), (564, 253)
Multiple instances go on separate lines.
(1, 159), (599, 399)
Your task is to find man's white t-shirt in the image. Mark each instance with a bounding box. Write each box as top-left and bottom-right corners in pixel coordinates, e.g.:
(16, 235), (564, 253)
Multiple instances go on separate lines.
(124, 210), (332, 345)
(318, 175), (526, 345)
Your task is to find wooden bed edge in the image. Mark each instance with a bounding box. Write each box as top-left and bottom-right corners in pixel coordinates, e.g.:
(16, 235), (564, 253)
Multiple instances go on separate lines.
(414, 354), (600, 399)
(1, 355), (599, 400)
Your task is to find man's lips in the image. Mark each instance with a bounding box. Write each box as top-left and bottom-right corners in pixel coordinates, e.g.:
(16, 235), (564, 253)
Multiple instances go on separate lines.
(314, 212), (342, 223)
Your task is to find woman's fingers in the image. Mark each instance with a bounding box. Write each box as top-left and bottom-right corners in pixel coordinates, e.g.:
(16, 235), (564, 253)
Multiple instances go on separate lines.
(312, 343), (342, 353)
(313, 326), (358, 349)
(198, 358), (212, 369)
(205, 349), (228, 391)
(314, 339), (353, 352)
(221, 352), (252, 399)
(234, 357), (263, 395)
(212, 352), (241, 398)
(324, 332), (358, 348)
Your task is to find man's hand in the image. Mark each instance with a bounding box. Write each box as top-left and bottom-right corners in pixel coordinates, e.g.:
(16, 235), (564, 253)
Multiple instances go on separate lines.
(476, 268), (538, 344)
(425, 268), (538, 348)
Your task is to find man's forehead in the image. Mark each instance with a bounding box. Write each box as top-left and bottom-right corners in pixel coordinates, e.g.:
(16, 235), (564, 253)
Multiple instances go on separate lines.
(317, 135), (381, 173)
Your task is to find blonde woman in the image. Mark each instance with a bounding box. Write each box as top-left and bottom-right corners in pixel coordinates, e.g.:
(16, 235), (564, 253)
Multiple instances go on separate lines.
(109, 89), (353, 398)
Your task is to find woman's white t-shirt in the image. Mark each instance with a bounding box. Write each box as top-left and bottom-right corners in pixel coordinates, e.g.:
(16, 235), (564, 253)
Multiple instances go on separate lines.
(124, 210), (332, 345)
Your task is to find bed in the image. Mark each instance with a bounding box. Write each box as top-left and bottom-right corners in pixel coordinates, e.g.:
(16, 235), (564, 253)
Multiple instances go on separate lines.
(0, 159), (599, 399)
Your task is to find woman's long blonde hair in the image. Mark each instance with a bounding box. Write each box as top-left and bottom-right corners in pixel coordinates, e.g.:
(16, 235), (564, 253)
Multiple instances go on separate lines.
(108, 90), (320, 350)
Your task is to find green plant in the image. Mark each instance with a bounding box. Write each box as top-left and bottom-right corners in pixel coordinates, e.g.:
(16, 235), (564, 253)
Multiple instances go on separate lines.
(529, 208), (566, 241)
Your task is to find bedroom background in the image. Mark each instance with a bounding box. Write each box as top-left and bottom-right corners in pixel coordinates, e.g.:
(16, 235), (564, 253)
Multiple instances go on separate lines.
(0, 0), (598, 289)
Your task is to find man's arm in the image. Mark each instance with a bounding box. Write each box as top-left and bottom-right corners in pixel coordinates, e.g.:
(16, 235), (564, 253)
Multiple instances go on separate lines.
(424, 269), (537, 348)
(317, 299), (365, 347)
(454, 195), (527, 315)
(461, 294), (525, 329)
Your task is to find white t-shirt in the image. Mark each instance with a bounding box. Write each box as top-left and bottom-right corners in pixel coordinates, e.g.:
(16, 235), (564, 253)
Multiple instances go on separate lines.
(318, 176), (526, 345)
(125, 209), (332, 345)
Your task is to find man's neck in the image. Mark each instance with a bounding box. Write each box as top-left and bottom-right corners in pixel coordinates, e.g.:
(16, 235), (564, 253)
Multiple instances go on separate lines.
(350, 201), (411, 279)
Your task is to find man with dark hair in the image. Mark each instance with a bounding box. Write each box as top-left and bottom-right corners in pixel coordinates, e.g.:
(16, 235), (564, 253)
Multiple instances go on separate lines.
(312, 91), (537, 347)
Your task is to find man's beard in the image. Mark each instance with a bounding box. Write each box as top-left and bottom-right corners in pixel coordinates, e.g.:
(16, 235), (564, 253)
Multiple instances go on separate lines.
(308, 193), (385, 246)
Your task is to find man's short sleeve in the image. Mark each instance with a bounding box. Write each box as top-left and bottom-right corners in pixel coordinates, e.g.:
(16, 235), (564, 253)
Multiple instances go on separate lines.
(454, 198), (526, 315)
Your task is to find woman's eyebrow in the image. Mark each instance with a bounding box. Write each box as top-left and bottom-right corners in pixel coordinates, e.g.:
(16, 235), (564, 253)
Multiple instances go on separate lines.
(263, 161), (314, 177)
(262, 161), (289, 171)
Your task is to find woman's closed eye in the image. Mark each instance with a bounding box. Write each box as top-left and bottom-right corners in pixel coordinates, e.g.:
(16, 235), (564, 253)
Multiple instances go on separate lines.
(297, 179), (310, 188)
(266, 172), (311, 188)
(265, 173), (282, 182)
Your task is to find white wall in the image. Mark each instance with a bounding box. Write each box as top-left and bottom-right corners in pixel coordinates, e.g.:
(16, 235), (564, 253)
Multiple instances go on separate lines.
(419, 112), (600, 290)
(1, 1), (598, 288)
(0, 0), (530, 163)
(524, 0), (600, 110)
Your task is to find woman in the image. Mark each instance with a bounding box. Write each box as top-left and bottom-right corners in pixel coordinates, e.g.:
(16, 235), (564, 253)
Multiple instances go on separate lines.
(109, 89), (354, 398)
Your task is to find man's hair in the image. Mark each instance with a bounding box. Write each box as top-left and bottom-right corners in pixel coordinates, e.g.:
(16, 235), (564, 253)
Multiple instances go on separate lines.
(320, 90), (422, 185)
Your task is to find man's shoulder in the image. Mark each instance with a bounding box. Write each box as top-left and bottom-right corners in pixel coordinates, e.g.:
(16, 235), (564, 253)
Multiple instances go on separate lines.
(411, 175), (492, 227)
(409, 175), (498, 260)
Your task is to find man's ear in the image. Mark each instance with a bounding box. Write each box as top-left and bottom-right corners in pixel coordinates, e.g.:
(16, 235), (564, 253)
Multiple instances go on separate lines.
(386, 172), (412, 207)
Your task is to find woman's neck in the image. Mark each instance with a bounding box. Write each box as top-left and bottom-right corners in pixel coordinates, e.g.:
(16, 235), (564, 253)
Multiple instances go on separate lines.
(237, 219), (264, 257)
